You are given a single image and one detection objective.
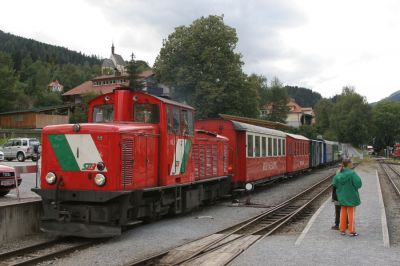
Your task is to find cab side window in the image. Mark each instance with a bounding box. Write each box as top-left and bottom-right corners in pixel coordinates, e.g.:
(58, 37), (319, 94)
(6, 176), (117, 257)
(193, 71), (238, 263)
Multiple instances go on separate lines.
(22, 140), (28, 146)
(181, 110), (194, 135)
(14, 140), (21, 146)
(134, 103), (160, 123)
(93, 104), (114, 122)
(167, 106), (173, 132)
(172, 107), (180, 133)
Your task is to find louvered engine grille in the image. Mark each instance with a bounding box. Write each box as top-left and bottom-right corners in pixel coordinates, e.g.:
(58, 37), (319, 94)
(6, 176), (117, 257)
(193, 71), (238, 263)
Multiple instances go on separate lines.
(193, 144), (199, 179)
(193, 144), (219, 179)
(223, 143), (228, 173)
(121, 139), (134, 186)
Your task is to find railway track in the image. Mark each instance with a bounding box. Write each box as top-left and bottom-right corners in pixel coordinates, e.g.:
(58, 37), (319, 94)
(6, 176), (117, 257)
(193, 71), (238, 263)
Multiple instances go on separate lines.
(379, 161), (400, 197)
(0, 237), (100, 266)
(125, 172), (335, 266)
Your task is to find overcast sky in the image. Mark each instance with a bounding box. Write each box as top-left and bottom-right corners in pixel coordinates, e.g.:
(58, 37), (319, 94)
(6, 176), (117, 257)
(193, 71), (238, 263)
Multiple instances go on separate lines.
(1, 0), (399, 103)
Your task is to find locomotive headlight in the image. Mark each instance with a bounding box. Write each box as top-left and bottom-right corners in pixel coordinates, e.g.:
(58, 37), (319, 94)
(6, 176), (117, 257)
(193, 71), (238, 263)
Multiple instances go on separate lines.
(45, 172), (57, 184)
(94, 173), (106, 186)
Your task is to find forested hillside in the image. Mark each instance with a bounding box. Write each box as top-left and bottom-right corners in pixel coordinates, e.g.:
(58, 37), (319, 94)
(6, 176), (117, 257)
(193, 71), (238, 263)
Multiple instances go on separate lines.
(0, 30), (100, 68)
(285, 86), (322, 107)
(0, 30), (102, 112)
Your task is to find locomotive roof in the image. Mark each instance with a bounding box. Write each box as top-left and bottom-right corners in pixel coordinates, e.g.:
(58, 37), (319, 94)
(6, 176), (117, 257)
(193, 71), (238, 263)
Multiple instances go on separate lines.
(231, 121), (286, 137)
(151, 94), (194, 110)
(286, 133), (309, 141)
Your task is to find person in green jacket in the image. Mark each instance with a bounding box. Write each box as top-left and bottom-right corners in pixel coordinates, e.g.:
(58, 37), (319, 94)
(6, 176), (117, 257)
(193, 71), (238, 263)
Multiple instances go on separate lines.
(332, 158), (362, 236)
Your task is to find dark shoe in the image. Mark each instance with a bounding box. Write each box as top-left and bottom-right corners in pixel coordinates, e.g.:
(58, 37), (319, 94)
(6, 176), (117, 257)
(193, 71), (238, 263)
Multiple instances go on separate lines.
(331, 225), (339, 230)
(350, 232), (358, 237)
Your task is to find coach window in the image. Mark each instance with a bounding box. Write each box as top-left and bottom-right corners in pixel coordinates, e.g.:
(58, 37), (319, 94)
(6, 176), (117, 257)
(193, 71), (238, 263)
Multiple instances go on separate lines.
(278, 139), (282, 156)
(283, 139), (286, 156)
(93, 104), (114, 122)
(255, 135), (261, 157)
(262, 137), (266, 157)
(273, 138), (277, 156)
(268, 137), (272, 156)
(247, 134), (254, 157)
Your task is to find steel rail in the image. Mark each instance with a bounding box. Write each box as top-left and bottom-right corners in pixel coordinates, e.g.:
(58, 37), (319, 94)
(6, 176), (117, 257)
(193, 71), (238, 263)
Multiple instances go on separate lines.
(0, 238), (100, 266)
(380, 162), (400, 197)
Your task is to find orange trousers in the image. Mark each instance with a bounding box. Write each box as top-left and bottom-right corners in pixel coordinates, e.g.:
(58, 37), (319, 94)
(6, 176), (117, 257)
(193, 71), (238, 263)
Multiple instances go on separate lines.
(339, 206), (356, 233)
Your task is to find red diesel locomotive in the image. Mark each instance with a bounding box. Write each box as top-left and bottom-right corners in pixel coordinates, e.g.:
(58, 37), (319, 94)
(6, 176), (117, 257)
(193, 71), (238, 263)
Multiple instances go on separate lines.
(33, 88), (230, 237)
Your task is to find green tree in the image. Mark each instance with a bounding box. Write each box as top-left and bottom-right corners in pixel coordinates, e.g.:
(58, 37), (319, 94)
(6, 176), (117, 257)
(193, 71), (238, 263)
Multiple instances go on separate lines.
(329, 86), (371, 146)
(285, 86), (322, 107)
(69, 92), (98, 123)
(154, 15), (259, 118)
(127, 53), (144, 91)
(297, 124), (319, 139)
(371, 100), (400, 150)
(262, 77), (290, 123)
(314, 98), (334, 135)
(0, 51), (23, 112)
(248, 74), (268, 108)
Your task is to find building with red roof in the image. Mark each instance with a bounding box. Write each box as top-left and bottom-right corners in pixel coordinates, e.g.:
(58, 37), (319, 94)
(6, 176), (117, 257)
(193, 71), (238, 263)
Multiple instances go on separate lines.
(63, 69), (167, 104)
(260, 98), (314, 128)
(48, 80), (64, 92)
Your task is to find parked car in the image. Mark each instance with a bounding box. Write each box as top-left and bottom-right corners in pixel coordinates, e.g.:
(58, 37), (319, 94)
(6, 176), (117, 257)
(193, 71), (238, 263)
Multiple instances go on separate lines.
(2, 138), (41, 162)
(0, 164), (21, 196)
(0, 151), (4, 161)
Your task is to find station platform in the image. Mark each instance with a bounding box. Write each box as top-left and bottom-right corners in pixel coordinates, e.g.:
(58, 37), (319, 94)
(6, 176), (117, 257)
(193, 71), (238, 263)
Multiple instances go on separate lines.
(231, 163), (400, 266)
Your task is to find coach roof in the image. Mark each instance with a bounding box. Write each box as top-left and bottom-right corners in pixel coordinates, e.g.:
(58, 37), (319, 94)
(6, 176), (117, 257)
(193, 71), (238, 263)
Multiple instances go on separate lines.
(231, 121), (286, 137)
(286, 133), (309, 141)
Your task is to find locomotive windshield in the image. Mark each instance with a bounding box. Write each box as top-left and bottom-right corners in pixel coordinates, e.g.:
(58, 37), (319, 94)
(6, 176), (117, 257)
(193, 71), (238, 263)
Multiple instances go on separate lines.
(93, 104), (114, 122)
(134, 103), (160, 123)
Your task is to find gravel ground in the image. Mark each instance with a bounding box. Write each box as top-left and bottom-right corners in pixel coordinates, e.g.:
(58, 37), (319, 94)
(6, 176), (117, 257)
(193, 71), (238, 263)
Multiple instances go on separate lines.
(29, 167), (337, 265)
(378, 162), (400, 247)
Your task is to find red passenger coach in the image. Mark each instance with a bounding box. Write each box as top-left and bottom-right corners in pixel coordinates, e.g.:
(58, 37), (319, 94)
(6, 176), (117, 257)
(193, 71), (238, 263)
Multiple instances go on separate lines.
(33, 88), (230, 237)
(196, 119), (287, 188)
(285, 133), (310, 174)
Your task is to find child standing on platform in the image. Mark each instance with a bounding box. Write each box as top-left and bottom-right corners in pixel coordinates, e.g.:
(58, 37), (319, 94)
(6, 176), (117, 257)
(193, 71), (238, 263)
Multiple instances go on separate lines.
(332, 159), (362, 236)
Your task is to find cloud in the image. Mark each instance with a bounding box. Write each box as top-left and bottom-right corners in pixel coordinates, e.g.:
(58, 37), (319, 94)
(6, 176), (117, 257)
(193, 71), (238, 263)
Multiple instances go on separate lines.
(3, 0), (400, 102)
(83, 0), (306, 66)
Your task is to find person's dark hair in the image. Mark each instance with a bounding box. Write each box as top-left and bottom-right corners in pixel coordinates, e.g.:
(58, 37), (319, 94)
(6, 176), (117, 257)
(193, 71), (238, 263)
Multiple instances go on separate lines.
(340, 158), (352, 172)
